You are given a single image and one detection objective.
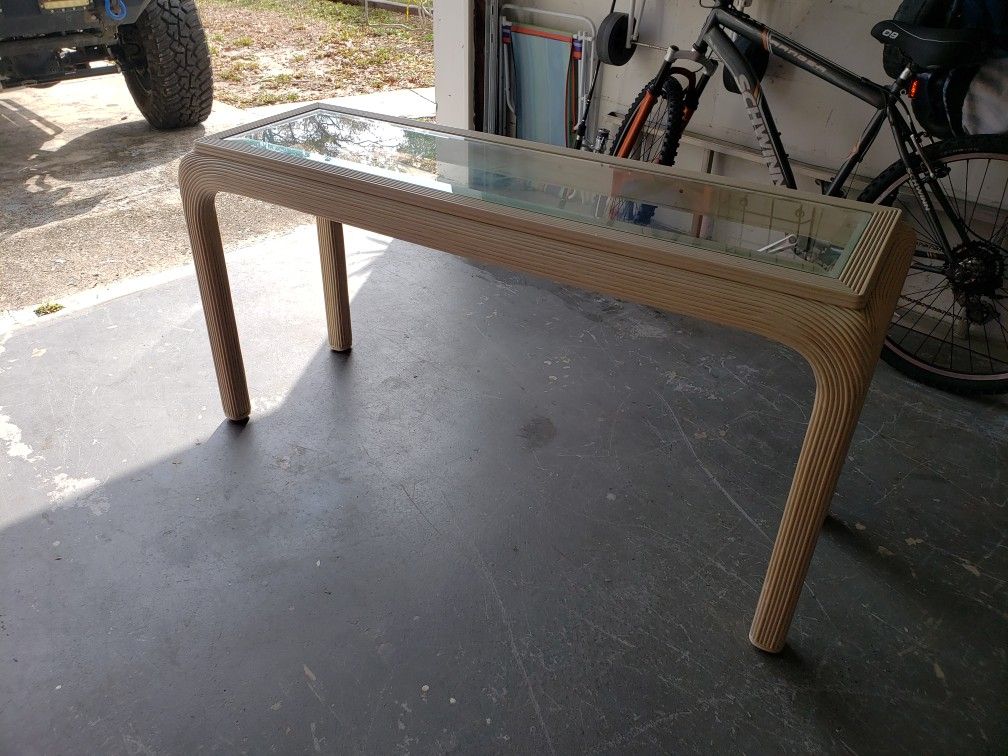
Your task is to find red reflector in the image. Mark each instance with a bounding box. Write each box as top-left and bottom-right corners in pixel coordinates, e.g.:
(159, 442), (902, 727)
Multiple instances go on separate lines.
(909, 78), (920, 98)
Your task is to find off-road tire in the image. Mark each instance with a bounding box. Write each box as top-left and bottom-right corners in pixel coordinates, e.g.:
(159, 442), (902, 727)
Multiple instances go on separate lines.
(609, 76), (684, 226)
(610, 76), (683, 168)
(117, 0), (213, 129)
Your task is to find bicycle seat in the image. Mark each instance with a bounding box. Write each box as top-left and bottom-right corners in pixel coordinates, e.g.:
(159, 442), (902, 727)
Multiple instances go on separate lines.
(871, 21), (989, 71)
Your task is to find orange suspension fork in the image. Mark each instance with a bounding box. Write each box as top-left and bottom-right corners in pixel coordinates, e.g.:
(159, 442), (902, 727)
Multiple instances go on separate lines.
(615, 90), (656, 159)
(615, 66), (697, 161)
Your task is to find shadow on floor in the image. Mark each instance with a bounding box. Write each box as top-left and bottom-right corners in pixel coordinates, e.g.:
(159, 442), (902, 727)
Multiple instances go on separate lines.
(0, 98), (108, 237)
(29, 119), (206, 182)
(0, 98), (205, 238)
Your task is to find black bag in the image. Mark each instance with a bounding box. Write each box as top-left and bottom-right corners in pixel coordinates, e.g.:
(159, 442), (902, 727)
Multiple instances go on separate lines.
(885, 0), (1008, 136)
(910, 67), (976, 138)
(882, 0), (963, 79)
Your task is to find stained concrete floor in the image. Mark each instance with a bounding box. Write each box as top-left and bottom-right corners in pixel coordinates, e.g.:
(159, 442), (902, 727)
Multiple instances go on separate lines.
(1, 225), (1006, 753)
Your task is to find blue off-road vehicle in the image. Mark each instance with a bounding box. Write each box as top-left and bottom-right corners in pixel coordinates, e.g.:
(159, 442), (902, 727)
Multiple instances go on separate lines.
(0, 0), (212, 128)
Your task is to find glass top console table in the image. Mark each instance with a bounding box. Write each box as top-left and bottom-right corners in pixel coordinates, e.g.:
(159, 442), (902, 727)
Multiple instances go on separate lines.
(180, 104), (915, 655)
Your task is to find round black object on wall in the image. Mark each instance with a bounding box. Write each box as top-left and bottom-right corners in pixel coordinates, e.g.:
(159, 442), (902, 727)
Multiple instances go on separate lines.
(598, 12), (637, 66)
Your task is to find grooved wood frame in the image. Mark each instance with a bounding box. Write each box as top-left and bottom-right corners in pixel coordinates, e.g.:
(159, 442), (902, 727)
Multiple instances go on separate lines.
(180, 105), (915, 654)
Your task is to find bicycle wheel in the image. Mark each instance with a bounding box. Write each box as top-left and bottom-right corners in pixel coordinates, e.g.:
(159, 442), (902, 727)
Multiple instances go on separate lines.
(608, 76), (684, 225)
(858, 135), (1008, 394)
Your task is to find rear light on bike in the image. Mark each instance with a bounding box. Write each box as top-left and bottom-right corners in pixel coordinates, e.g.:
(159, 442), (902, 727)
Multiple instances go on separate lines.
(909, 77), (921, 99)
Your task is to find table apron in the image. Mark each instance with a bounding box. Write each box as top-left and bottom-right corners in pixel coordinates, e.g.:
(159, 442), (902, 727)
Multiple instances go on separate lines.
(179, 153), (892, 364)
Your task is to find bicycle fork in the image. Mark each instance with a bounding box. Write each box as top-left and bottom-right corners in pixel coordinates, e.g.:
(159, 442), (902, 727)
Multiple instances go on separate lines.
(887, 103), (968, 258)
(886, 101), (1002, 332)
(611, 45), (713, 160)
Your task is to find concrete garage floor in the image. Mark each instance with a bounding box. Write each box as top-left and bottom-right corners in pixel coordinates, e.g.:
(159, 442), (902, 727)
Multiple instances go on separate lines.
(1, 224), (1006, 753)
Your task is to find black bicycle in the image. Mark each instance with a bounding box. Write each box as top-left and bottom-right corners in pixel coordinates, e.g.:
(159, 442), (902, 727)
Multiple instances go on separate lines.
(604, 0), (1007, 394)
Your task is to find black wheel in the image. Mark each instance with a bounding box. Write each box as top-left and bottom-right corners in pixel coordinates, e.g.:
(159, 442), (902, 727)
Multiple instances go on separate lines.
(116, 0), (213, 129)
(858, 135), (1008, 394)
(597, 12), (637, 67)
(608, 76), (684, 225)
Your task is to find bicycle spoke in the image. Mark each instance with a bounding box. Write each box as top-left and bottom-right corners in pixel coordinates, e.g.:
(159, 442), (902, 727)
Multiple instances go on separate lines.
(894, 195), (941, 248)
(940, 170), (961, 217)
(989, 176), (1008, 240)
(969, 159), (990, 228)
(950, 328), (1008, 369)
(944, 334), (1008, 368)
(894, 280), (950, 337)
(983, 319), (996, 373)
(991, 215), (1008, 247)
(898, 273), (946, 301)
(644, 100), (668, 161)
(894, 295), (951, 331)
(901, 280), (947, 300)
(960, 299), (971, 375)
(921, 294), (959, 363)
(942, 172), (976, 242)
(908, 260), (943, 274)
(963, 158), (969, 219)
(997, 315), (1008, 370)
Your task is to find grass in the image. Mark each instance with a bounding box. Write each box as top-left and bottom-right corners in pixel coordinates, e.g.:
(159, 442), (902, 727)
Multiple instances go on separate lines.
(34, 302), (64, 316)
(199, 0), (433, 106)
(216, 57), (261, 82)
(240, 89), (302, 107)
(209, 0), (422, 31)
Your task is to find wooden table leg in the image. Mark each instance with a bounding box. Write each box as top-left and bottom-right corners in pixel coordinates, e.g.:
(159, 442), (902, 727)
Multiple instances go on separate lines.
(179, 155), (251, 422)
(316, 218), (353, 352)
(748, 338), (874, 653)
(747, 225), (914, 653)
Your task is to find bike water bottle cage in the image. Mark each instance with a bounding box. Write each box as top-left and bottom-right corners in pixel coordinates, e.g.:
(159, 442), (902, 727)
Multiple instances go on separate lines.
(871, 21), (988, 70)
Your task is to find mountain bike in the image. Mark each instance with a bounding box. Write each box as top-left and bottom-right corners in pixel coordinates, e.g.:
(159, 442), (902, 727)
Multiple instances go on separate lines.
(604, 0), (1008, 394)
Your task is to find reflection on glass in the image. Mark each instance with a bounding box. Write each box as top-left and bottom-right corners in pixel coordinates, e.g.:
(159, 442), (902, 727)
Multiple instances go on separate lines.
(227, 109), (873, 277)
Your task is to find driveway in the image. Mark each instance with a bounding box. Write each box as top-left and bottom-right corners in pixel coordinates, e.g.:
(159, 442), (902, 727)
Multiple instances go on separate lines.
(0, 76), (435, 313)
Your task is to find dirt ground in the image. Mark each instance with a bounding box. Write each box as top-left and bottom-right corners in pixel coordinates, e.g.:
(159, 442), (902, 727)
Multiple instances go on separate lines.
(201, 0), (433, 108)
(0, 0), (433, 314)
(0, 81), (310, 313)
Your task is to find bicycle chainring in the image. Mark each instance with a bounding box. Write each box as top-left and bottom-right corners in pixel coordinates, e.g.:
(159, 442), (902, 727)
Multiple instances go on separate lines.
(947, 240), (1006, 325)
(948, 240), (1005, 294)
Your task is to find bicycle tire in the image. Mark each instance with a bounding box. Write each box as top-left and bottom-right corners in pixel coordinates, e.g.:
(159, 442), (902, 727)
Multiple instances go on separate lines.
(608, 76), (684, 225)
(858, 134), (1008, 394)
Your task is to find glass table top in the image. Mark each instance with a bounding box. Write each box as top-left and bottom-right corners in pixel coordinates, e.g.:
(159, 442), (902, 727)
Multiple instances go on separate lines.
(226, 108), (874, 277)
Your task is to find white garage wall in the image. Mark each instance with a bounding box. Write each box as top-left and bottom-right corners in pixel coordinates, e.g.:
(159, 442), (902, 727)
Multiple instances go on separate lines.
(435, 0), (907, 193)
(433, 0), (475, 128)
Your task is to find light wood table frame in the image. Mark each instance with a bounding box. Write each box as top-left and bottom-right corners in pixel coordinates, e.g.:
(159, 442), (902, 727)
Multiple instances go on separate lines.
(179, 105), (915, 653)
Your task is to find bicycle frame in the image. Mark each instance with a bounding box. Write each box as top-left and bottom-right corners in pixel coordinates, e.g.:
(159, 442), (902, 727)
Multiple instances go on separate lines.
(605, 1), (1007, 387)
(692, 2), (893, 194)
(609, 0), (970, 259)
(672, 1), (963, 256)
